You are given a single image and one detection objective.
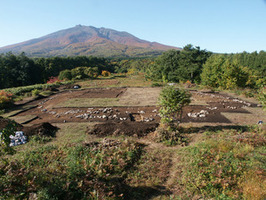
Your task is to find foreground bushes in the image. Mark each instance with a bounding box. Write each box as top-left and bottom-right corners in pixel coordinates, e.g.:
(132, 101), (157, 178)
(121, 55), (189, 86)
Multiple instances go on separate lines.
(179, 127), (266, 199)
(0, 140), (143, 199)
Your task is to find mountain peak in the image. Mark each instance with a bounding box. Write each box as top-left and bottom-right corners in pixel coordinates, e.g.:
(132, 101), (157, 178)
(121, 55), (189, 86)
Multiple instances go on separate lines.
(0, 25), (180, 57)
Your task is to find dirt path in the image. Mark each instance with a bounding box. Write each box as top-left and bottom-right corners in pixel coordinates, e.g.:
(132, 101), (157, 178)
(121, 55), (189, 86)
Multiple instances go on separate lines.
(136, 136), (184, 198)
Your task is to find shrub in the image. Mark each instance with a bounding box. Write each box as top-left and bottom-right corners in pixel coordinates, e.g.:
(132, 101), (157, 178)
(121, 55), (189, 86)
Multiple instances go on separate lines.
(151, 82), (163, 87)
(0, 139), (143, 199)
(101, 70), (111, 77)
(179, 128), (266, 199)
(155, 124), (187, 146)
(58, 69), (72, 81)
(0, 120), (17, 155)
(85, 67), (99, 78)
(258, 86), (266, 109)
(158, 86), (191, 125)
(31, 89), (40, 96)
(0, 90), (14, 109)
(46, 76), (61, 84)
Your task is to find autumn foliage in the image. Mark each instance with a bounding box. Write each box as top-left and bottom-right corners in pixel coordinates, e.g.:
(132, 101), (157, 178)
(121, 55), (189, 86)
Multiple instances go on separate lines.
(46, 76), (61, 84)
(0, 90), (14, 109)
(101, 70), (111, 77)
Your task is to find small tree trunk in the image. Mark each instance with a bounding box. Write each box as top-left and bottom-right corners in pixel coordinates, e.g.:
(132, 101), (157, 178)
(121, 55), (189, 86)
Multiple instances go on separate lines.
(179, 107), (183, 123)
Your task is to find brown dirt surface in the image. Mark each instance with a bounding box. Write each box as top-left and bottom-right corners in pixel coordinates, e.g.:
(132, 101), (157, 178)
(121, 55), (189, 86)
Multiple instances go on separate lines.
(88, 122), (159, 137)
(23, 122), (58, 137)
(13, 106), (160, 124)
(4, 87), (265, 126)
(78, 87), (126, 98)
(118, 87), (161, 106)
(0, 116), (58, 138)
(0, 117), (23, 130)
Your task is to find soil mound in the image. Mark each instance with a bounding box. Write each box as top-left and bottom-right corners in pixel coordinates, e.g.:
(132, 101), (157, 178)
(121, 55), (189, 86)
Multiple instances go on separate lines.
(23, 122), (58, 137)
(88, 121), (159, 137)
(1, 117), (58, 138)
(0, 117), (23, 130)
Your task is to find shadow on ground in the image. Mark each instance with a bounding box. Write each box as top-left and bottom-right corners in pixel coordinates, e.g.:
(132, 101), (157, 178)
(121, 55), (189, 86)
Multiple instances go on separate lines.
(180, 125), (250, 134)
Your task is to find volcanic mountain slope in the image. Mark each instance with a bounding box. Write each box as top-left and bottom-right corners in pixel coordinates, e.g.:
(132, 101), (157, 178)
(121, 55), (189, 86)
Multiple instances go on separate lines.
(0, 25), (180, 57)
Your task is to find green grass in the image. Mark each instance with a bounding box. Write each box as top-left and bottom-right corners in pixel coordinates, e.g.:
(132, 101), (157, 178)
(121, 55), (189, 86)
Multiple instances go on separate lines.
(55, 98), (120, 107)
(51, 122), (96, 146)
(9, 115), (37, 124)
(78, 74), (154, 88)
(0, 105), (36, 118)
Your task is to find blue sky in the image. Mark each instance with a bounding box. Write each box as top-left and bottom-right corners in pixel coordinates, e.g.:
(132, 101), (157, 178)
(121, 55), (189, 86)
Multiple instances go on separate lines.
(0, 0), (265, 53)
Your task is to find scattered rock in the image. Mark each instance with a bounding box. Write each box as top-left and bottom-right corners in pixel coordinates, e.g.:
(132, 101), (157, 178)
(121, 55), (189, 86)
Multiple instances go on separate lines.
(73, 85), (81, 89)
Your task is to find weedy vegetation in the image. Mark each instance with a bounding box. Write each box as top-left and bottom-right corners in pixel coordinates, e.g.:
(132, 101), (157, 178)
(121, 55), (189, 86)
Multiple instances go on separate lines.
(178, 126), (266, 199)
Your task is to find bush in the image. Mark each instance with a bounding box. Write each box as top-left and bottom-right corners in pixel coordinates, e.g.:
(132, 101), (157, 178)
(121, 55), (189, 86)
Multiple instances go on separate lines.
(179, 128), (266, 199)
(0, 139), (143, 199)
(0, 120), (17, 155)
(151, 82), (163, 87)
(102, 70), (111, 77)
(0, 90), (14, 109)
(58, 69), (72, 81)
(258, 87), (266, 109)
(158, 86), (191, 124)
(46, 76), (61, 84)
(69, 67), (99, 80)
(31, 89), (40, 96)
(155, 125), (187, 146)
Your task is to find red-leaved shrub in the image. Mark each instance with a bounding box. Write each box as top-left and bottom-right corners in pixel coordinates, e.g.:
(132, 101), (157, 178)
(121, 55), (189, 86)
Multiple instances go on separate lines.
(0, 90), (14, 109)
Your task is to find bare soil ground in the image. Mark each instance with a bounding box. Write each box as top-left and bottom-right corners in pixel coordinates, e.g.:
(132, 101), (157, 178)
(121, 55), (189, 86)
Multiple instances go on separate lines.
(88, 122), (159, 137)
(9, 87), (264, 127)
(0, 117), (57, 137)
(3, 87), (264, 145)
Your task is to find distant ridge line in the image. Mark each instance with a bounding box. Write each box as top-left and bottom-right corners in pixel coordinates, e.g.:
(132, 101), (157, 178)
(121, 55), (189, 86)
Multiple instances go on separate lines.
(0, 25), (181, 57)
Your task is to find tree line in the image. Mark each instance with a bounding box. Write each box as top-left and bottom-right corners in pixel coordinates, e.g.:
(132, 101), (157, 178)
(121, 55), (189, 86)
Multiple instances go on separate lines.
(0, 52), (113, 89)
(1, 46), (265, 90)
(147, 45), (265, 89)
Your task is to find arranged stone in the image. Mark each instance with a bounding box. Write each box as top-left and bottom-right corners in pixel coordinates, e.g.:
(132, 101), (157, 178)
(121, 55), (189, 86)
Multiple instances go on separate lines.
(188, 110), (209, 118)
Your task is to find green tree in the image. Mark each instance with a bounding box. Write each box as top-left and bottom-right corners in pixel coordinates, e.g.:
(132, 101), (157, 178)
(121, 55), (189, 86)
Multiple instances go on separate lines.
(201, 54), (250, 89)
(71, 67), (87, 80)
(178, 44), (211, 83)
(58, 69), (72, 80)
(85, 67), (99, 78)
(147, 44), (211, 83)
(159, 86), (191, 125)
